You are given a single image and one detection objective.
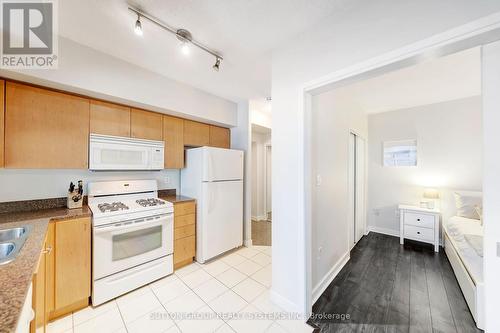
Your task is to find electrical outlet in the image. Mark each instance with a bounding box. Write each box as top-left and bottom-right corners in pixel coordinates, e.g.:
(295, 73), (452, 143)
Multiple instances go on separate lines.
(316, 174), (322, 187)
(165, 176), (171, 185)
(373, 209), (380, 216)
(497, 242), (500, 257)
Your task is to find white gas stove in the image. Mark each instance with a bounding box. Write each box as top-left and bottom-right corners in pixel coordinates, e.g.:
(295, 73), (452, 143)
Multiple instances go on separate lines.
(88, 180), (174, 306)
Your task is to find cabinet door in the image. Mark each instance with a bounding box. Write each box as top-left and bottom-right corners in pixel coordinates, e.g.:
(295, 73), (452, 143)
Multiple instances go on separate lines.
(5, 82), (90, 169)
(184, 120), (210, 147)
(46, 223), (55, 317)
(209, 125), (230, 148)
(90, 100), (130, 137)
(31, 237), (47, 333)
(54, 218), (91, 310)
(131, 108), (163, 141)
(163, 115), (184, 169)
(174, 235), (195, 266)
(0, 80), (4, 168)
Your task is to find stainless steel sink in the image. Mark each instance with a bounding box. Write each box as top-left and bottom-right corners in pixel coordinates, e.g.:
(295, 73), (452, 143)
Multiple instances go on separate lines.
(0, 227), (27, 242)
(0, 225), (31, 265)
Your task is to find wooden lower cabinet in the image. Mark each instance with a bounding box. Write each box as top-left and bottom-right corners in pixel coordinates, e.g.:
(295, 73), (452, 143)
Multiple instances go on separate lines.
(32, 217), (91, 332)
(173, 201), (196, 269)
(31, 233), (48, 333)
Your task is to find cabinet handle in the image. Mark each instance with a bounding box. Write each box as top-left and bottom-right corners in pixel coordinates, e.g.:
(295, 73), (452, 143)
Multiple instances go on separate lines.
(42, 246), (52, 254)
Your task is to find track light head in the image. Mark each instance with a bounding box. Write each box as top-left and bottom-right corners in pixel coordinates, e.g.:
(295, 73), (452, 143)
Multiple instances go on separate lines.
(134, 15), (143, 36)
(213, 57), (221, 71)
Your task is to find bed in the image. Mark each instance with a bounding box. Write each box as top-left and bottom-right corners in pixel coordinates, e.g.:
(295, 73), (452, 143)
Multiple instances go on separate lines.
(443, 215), (484, 329)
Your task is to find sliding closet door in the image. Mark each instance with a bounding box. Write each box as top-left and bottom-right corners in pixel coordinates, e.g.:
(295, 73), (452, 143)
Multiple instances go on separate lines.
(355, 136), (366, 243)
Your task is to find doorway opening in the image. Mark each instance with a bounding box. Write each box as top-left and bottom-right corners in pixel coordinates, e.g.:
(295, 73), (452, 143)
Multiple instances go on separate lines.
(251, 123), (272, 246)
(349, 132), (366, 249)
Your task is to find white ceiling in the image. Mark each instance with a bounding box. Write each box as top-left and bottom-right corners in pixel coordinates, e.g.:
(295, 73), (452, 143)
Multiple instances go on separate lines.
(331, 47), (482, 114)
(59, 0), (350, 102)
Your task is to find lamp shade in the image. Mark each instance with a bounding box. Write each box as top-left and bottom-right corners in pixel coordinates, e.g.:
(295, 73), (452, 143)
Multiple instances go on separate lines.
(423, 188), (440, 199)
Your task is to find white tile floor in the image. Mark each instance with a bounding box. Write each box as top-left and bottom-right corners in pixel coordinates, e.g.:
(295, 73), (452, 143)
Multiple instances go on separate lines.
(46, 245), (313, 333)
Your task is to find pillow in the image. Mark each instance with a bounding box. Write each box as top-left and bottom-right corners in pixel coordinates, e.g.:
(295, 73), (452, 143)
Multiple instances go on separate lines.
(475, 205), (483, 225)
(454, 191), (482, 220)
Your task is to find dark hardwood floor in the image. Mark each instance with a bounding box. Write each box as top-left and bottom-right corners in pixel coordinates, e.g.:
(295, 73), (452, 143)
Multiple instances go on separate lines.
(308, 232), (482, 333)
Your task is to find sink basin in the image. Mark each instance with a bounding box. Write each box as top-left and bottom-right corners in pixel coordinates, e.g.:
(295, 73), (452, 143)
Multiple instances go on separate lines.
(0, 242), (15, 257)
(0, 227), (27, 242)
(0, 225), (31, 265)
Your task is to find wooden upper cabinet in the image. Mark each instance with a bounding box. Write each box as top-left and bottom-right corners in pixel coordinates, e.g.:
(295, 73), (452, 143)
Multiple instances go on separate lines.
(5, 82), (90, 169)
(184, 120), (210, 147)
(0, 80), (4, 168)
(209, 125), (230, 149)
(163, 115), (184, 169)
(90, 100), (130, 137)
(130, 108), (163, 141)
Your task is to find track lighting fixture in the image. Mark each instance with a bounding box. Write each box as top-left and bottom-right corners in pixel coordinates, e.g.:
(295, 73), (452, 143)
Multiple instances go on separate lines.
(213, 57), (221, 71)
(134, 15), (143, 36)
(128, 6), (223, 71)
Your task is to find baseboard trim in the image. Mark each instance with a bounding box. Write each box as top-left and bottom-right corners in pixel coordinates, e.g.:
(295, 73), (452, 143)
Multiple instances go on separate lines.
(312, 252), (350, 303)
(244, 239), (253, 247)
(367, 226), (400, 237)
(269, 289), (301, 314)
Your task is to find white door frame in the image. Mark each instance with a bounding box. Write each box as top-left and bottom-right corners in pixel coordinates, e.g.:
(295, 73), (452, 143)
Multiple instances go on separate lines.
(300, 14), (500, 316)
(348, 130), (367, 250)
(263, 143), (272, 218)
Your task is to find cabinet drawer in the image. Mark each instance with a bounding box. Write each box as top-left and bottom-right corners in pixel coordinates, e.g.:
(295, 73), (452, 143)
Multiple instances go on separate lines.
(404, 225), (434, 242)
(404, 212), (435, 229)
(175, 225), (195, 240)
(174, 235), (195, 263)
(174, 202), (195, 216)
(175, 214), (195, 228)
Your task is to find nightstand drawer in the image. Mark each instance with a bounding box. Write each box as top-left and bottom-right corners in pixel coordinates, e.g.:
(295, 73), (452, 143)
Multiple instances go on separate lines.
(404, 212), (435, 229)
(404, 225), (434, 242)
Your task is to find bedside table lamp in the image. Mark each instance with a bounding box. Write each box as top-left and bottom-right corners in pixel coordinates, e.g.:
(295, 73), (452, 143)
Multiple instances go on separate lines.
(423, 188), (440, 209)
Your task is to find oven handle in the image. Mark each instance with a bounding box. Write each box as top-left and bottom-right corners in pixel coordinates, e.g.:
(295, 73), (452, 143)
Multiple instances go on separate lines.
(94, 213), (172, 235)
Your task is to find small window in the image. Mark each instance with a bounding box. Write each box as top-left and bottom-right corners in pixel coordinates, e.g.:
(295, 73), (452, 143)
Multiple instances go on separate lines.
(383, 140), (417, 167)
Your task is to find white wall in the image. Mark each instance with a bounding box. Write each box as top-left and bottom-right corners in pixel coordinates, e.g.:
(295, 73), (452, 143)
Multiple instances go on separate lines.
(310, 89), (368, 299)
(0, 169), (180, 202)
(367, 96), (483, 235)
(271, 1), (500, 313)
(482, 40), (500, 332)
(251, 131), (271, 220)
(0, 37), (237, 127)
(231, 102), (252, 246)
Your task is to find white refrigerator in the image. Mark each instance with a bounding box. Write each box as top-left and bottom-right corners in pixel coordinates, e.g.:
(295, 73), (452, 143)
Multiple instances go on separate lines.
(181, 147), (244, 263)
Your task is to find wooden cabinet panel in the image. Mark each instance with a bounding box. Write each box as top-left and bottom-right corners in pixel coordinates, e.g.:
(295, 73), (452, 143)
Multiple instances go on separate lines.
(131, 108), (162, 141)
(0, 80), (4, 168)
(46, 222), (55, 316)
(174, 202), (196, 216)
(54, 217), (91, 310)
(174, 214), (195, 229)
(90, 100), (130, 137)
(174, 235), (195, 265)
(184, 120), (209, 147)
(31, 235), (47, 333)
(209, 125), (230, 149)
(163, 115), (184, 169)
(174, 224), (195, 240)
(5, 82), (90, 169)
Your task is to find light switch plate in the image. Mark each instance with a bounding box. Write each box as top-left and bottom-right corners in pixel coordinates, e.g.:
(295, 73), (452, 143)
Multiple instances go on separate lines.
(497, 242), (500, 257)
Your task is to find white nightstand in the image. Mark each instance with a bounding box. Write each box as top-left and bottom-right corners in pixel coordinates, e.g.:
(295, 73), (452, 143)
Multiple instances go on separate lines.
(399, 204), (440, 252)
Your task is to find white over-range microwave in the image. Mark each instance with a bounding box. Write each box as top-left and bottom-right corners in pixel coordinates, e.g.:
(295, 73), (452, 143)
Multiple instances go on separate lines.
(89, 134), (164, 170)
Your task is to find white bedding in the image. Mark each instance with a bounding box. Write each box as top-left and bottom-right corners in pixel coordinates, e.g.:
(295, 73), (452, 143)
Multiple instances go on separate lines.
(444, 216), (483, 283)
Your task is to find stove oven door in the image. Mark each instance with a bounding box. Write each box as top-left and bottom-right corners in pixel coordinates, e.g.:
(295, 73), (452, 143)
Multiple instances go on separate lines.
(93, 213), (173, 280)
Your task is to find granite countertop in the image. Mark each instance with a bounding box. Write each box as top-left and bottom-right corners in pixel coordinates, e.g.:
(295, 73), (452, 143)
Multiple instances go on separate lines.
(0, 206), (91, 333)
(161, 195), (196, 204)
